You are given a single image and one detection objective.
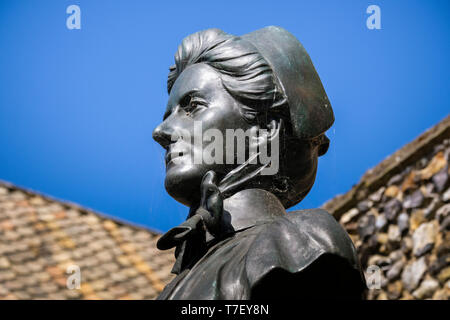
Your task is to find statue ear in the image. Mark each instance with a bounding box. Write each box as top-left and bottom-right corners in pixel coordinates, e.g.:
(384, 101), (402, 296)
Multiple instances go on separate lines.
(218, 119), (283, 197)
(265, 118), (282, 144)
(247, 118), (282, 150)
(246, 118), (282, 160)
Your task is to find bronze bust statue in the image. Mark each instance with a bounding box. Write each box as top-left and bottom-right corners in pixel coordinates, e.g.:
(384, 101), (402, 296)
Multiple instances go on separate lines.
(152, 26), (366, 299)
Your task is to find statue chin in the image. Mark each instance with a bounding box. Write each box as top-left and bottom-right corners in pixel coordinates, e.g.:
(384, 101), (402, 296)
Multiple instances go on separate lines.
(164, 164), (205, 207)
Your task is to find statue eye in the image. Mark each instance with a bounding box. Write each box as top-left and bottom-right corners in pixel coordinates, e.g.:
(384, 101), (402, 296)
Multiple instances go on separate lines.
(181, 96), (205, 116)
(189, 100), (199, 109)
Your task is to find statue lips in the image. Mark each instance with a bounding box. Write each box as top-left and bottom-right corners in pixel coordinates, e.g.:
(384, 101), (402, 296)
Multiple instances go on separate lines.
(165, 151), (182, 166)
(165, 148), (188, 167)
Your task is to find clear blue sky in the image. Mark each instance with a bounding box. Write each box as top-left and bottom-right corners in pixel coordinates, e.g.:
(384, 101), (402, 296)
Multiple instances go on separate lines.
(0, 0), (449, 233)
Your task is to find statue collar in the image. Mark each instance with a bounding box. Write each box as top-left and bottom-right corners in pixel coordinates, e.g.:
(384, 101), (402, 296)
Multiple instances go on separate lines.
(219, 188), (287, 234)
(159, 188), (286, 275)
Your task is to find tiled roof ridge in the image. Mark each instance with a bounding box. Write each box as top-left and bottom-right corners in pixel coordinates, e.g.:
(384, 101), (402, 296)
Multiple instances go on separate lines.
(323, 115), (450, 219)
(0, 179), (162, 235)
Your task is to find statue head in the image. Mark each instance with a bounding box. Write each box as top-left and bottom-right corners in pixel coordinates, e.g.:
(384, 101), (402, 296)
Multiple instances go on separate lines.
(153, 26), (334, 208)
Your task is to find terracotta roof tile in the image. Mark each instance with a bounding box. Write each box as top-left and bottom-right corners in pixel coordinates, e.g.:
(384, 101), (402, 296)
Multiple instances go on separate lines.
(0, 180), (175, 300)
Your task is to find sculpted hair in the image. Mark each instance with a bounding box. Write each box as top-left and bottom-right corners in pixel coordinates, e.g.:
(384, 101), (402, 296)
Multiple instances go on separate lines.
(167, 28), (288, 123)
(167, 28), (329, 208)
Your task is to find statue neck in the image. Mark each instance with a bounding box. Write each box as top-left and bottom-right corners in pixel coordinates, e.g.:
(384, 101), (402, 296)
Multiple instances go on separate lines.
(189, 188), (287, 241)
(224, 188), (286, 231)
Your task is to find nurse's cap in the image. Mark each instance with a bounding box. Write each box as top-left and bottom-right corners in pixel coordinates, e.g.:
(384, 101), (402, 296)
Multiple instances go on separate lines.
(241, 26), (334, 139)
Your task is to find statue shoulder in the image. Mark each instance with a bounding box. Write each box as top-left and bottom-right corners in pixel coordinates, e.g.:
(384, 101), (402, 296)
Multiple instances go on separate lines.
(246, 208), (359, 265)
(243, 208), (364, 296)
(286, 207), (342, 229)
(283, 208), (359, 263)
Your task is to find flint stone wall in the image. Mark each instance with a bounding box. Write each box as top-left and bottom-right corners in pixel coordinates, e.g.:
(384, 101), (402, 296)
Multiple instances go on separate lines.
(323, 116), (450, 300)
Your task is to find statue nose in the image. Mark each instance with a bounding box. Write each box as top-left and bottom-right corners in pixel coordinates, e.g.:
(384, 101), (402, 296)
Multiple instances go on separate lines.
(152, 124), (172, 149)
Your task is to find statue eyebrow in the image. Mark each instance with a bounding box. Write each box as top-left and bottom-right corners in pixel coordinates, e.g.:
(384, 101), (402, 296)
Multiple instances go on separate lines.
(163, 89), (200, 120)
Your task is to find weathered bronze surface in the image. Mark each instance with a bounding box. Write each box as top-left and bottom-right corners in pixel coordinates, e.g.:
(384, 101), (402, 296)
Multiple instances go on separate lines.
(153, 26), (366, 299)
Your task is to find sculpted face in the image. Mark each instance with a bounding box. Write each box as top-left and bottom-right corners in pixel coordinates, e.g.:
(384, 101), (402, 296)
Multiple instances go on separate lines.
(152, 63), (252, 206)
